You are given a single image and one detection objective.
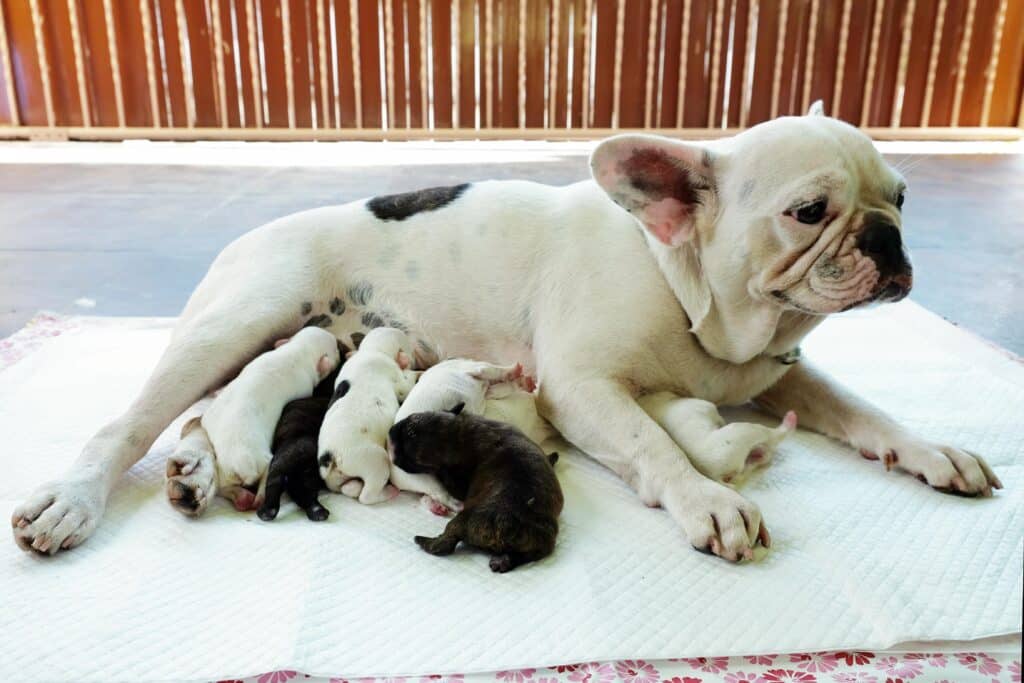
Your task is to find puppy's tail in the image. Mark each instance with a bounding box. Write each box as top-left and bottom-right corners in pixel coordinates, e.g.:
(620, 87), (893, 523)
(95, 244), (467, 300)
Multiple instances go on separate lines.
(547, 452), (559, 466)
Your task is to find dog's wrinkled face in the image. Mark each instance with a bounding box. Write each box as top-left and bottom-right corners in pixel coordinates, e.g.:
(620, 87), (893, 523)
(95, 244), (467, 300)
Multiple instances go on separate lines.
(727, 115), (913, 314)
(591, 108), (913, 320)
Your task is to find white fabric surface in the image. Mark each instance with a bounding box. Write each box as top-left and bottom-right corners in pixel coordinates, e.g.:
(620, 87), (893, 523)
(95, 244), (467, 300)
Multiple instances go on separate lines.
(0, 301), (1021, 683)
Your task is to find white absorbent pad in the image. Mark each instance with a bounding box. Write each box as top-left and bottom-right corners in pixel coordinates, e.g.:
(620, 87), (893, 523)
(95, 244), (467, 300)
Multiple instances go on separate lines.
(0, 301), (1021, 683)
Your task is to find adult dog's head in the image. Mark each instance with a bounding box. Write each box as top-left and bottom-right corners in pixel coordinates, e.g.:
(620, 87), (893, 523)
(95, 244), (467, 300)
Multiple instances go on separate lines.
(591, 104), (912, 362)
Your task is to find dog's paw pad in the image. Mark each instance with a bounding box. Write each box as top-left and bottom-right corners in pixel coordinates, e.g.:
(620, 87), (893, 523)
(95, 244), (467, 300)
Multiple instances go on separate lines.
(165, 450), (216, 517)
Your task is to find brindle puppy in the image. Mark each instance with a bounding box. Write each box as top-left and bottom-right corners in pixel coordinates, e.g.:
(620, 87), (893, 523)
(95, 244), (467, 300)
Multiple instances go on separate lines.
(388, 405), (563, 572)
(257, 363), (342, 522)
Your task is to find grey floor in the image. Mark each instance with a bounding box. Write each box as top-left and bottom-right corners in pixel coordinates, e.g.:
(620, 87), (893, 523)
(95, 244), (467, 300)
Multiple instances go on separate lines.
(1, 145), (1022, 354)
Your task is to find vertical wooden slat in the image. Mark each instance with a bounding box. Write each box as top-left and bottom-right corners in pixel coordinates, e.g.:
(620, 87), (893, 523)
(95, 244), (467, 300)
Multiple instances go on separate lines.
(219, 0), (245, 127)
(830, 0), (851, 120)
(431, 0), (452, 127)
(37, 0), (77, 125)
(706, 0), (724, 126)
(642, 0), (658, 128)
(66, 0), (91, 126)
(458, 0), (476, 128)
(548, 0), (560, 128)
(210, 0), (228, 125)
(516, 0), (526, 127)
(280, 0), (295, 127)
(739, 0), (757, 125)
(524, 0), (546, 127)
(950, 0), (976, 125)
(890, 0), (915, 126)
(779, 0), (806, 117)
(980, 0), (1007, 125)
(561, 0), (579, 127)
(110, 2), (157, 125)
(383, 0), (395, 127)
(683, 0), (711, 126)
(987, 0), (1023, 125)
(858, 0), (884, 124)
(173, 0), (196, 125)
(28, 0), (56, 125)
(0, 0), (18, 124)
(484, 0), (494, 126)
(609, 0), (624, 128)
(316, 0), (329, 126)
(346, 0), (362, 126)
(957, 0), (998, 126)
(769, 0), (787, 119)
(580, 0), (593, 126)
(406, 0), (425, 128)
(99, 0), (124, 126)
(245, 0), (263, 126)
(675, 0), (691, 127)
(920, 0), (946, 125)
(800, 0), (818, 112)
(725, 0), (750, 126)
(745, 0), (777, 125)
(140, 0), (161, 126)
(617, 0), (651, 128)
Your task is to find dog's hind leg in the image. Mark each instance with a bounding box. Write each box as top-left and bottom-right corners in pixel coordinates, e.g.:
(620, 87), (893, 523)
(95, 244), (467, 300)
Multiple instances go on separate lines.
(414, 512), (467, 556)
(288, 463), (330, 521)
(12, 265), (314, 554)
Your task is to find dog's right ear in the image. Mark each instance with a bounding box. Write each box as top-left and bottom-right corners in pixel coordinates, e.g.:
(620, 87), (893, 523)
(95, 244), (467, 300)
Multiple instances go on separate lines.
(806, 99), (826, 116)
(590, 134), (714, 247)
(449, 402), (465, 415)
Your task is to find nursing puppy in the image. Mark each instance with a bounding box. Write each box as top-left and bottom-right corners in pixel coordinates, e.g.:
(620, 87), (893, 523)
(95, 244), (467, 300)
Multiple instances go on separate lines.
(317, 327), (419, 504)
(640, 392), (797, 484)
(257, 396), (332, 521)
(389, 406), (563, 573)
(200, 326), (340, 510)
(482, 385), (555, 446)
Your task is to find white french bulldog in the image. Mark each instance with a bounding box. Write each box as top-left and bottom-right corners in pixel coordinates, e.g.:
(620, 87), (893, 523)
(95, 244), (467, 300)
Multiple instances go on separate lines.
(197, 326), (339, 512)
(316, 327), (420, 505)
(13, 105), (1001, 561)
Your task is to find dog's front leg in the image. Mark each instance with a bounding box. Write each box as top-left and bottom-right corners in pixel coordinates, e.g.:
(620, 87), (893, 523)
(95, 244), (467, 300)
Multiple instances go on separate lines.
(755, 360), (1002, 496)
(538, 376), (769, 561)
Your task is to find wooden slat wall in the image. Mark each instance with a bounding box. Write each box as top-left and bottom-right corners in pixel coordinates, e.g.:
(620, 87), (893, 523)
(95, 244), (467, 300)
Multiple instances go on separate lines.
(0, 0), (1021, 135)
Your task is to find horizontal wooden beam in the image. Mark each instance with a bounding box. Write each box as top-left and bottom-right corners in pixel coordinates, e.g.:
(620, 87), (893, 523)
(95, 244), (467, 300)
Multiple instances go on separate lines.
(1, 125), (1021, 142)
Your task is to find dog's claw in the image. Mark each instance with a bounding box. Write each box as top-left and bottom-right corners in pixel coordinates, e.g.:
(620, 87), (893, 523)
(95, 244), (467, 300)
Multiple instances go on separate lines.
(757, 522), (771, 549)
(883, 450), (898, 471)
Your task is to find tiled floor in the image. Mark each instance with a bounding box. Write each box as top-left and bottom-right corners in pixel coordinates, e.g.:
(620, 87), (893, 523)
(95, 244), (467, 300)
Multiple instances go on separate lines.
(1, 142), (1022, 354)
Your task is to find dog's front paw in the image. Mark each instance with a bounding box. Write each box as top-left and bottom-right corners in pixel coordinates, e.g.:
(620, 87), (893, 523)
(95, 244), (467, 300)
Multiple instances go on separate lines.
(165, 449), (217, 516)
(419, 494), (463, 516)
(11, 477), (106, 554)
(864, 440), (1002, 497)
(662, 479), (770, 562)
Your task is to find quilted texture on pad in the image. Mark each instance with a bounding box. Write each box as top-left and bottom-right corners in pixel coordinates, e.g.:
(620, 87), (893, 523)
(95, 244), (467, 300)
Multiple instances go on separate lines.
(0, 302), (1021, 683)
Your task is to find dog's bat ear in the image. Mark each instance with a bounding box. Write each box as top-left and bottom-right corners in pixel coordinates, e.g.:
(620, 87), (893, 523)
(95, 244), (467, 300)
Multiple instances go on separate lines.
(807, 99), (826, 117)
(590, 134), (714, 248)
(449, 402), (465, 415)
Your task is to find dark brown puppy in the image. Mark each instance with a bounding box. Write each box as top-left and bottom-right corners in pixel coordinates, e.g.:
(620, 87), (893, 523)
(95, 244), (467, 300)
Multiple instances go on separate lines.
(388, 404), (563, 572)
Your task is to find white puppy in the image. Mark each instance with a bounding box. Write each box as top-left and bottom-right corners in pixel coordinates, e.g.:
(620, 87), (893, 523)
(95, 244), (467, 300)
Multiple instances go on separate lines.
(482, 386), (555, 446)
(317, 327), (418, 504)
(200, 326), (340, 510)
(639, 392), (797, 484)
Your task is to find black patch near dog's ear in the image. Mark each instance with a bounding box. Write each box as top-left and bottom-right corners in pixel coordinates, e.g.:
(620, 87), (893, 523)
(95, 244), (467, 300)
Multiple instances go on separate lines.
(318, 452), (332, 467)
(547, 452), (559, 466)
(303, 314), (332, 329)
(449, 402), (465, 415)
(350, 331), (366, 349)
(366, 183), (471, 222)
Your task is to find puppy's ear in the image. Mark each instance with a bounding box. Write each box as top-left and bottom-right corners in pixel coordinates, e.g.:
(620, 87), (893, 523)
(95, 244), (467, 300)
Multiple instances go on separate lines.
(273, 337), (291, 349)
(316, 354), (335, 377)
(590, 134), (714, 247)
(396, 350), (411, 370)
(449, 402), (465, 415)
(807, 100), (826, 117)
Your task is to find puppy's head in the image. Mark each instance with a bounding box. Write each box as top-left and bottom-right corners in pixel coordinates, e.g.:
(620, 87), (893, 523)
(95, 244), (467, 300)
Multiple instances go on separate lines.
(591, 104), (912, 319)
(387, 403), (466, 474)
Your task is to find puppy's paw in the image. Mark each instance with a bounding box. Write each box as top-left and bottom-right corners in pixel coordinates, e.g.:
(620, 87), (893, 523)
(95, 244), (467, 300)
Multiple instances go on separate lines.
(872, 439), (1002, 497)
(661, 479), (769, 563)
(489, 554), (513, 573)
(414, 534), (459, 556)
(11, 476), (106, 555)
(419, 494), (462, 516)
(305, 504), (330, 521)
(165, 449), (217, 517)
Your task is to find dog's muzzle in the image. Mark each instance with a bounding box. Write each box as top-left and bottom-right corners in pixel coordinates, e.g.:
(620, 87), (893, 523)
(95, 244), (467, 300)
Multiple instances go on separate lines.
(858, 218), (913, 302)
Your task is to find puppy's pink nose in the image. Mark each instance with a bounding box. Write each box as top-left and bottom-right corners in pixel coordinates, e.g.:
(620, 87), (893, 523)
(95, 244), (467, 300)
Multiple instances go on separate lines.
(233, 489), (256, 511)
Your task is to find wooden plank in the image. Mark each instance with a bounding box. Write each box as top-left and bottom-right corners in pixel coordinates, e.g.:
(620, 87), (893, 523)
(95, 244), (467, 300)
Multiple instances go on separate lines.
(681, 0), (709, 127)
(657, 0), (681, 127)
(928, 0), (967, 126)
(588, 0), (614, 127)
(256, 0), (287, 126)
(457, 0), (474, 127)
(524, 0), (545, 127)
(429, 0), (452, 127)
(724, 0), (750, 126)
(986, 0), (1023, 125)
(805, 0), (840, 115)
(617, 0), (649, 128)
(746, 0), (778, 125)
(832, 0), (872, 123)
(0, 0), (19, 124)
(112, 0), (156, 126)
(332, 0), (357, 127)
(867, 0), (906, 126)
(40, 0), (81, 125)
(217, 0), (243, 127)
(287, 0), (314, 128)
(957, 0), (998, 126)
(570, 0), (586, 127)
(77, 0), (120, 125)
(499, 0), (519, 126)
(154, 0), (188, 127)
(180, 0), (218, 126)
(896, 0), (936, 126)
(407, 0), (425, 127)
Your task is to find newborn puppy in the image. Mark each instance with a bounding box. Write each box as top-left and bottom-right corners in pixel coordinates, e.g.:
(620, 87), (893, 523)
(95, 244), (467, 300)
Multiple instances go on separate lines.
(391, 359), (531, 512)
(257, 396), (331, 522)
(318, 327), (419, 504)
(202, 326), (340, 510)
(639, 392), (797, 484)
(388, 405), (563, 573)
(482, 385), (555, 446)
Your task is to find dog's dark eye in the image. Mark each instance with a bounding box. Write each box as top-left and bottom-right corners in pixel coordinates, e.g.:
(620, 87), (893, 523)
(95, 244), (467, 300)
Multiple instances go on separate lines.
(895, 192), (905, 210)
(792, 199), (828, 225)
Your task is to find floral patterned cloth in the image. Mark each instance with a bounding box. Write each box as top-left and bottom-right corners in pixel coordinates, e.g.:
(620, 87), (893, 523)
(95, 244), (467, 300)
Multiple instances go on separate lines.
(220, 652), (1021, 683)
(4, 319), (1020, 683)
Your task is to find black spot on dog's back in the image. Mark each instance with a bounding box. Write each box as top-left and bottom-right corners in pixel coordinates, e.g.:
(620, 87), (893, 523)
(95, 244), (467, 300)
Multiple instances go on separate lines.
(347, 281), (374, 306)
(362, 311), (385, 329)
(367, 183), (471, 221)
(330, 297), (346, 315)
(332, 380), (351, 402)
(303, 314), (332, 328)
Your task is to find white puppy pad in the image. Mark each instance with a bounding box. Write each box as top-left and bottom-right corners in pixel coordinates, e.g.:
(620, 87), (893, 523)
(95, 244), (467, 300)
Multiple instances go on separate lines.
(1, 302), (1021, 683)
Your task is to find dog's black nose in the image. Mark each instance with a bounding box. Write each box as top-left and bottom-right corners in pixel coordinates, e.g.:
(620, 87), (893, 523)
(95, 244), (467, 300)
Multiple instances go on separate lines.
(857, 219), (904, 277)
